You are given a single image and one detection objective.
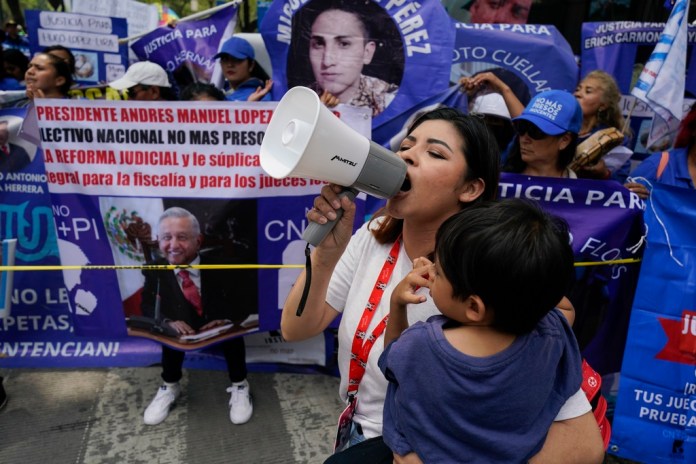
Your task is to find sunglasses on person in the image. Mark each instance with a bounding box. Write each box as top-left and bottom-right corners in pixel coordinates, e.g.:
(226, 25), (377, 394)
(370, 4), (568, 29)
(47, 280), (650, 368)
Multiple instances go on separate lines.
(513, 120), (549, 140)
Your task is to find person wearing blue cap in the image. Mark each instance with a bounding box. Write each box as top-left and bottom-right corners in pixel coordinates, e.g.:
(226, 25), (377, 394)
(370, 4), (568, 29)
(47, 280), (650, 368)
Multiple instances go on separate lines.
(503, 89), (583, 178)
(213, 36), (272, 102)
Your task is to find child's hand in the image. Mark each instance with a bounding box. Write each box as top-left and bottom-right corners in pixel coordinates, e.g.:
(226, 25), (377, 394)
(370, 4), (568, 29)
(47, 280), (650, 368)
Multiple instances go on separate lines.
(390, 257), (432, 309)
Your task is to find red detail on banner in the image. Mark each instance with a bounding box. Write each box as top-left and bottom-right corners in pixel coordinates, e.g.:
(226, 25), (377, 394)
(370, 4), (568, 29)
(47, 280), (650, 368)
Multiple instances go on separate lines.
(656, 310), (696, 365)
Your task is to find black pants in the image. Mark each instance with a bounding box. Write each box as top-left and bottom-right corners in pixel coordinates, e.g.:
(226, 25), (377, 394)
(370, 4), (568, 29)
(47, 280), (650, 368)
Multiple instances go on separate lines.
(161, 337), (247, 383)
(324, 436), (392, 464)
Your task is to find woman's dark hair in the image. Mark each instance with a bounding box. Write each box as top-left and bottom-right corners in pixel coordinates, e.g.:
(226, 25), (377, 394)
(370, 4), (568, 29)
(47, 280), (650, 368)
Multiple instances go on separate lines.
(372, 107), (500, 244)
(34, 52), (74, 96)
(42, 45), (76, 75)
(435, 198), (574, 335)
(503, 133), (578, 173)
(180, 82), (226, 101)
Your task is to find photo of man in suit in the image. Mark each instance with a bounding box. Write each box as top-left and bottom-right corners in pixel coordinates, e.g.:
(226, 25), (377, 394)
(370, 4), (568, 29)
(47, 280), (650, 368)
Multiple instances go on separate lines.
(0, 120), (30, 173)
(140, 206), (256, 426)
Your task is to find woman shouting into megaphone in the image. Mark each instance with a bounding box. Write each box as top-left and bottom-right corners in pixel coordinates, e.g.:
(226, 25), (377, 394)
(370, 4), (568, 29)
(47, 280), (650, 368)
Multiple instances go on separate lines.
(280, 107), (605, 463)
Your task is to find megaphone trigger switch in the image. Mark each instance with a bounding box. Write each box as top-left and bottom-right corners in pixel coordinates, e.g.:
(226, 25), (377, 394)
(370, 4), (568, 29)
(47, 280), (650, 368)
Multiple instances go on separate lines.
(282, 120), (297, 145)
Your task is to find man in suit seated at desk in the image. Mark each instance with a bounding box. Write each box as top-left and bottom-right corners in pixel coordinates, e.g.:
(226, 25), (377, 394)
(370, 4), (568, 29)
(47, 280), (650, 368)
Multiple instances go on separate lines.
(140, 206), (256, 426)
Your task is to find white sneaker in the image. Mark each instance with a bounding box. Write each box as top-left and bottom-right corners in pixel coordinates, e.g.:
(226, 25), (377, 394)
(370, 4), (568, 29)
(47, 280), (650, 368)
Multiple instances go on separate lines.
(227, 379), (252, 424)
(144, 382), (180, 425)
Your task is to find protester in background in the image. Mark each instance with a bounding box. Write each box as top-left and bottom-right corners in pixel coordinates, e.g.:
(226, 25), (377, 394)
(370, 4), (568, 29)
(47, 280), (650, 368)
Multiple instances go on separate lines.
(381, 199), (585, 463)
(625, 102), (696, 199)
(2, 48), (28, 87)
(108, 61), (177, 101)
(461, 68), (531, 155)
(213, 36), (272, 102)
(281, 107), (603, 462)
(42, 45), (76, 77)
(503, 90), (583, 178)
(442, 0), (533, 24)
(291, 0), (401, 117)
(1, 20), (29, 56)
(180, 82), (226, 102)
(140, 207), (255, 426)
(574, 70), (633, 181)
(0, 50), (21, 91)
(25, 52), (74, 100)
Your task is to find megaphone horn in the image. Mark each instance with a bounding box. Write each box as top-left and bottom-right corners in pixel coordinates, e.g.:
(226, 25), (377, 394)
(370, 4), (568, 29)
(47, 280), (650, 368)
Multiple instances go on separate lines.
(260, 87), (407, 245)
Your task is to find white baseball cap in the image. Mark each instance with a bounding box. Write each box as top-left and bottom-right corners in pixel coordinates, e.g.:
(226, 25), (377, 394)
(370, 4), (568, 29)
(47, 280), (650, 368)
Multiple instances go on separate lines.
(108, 61), (171, 90)
(470, 92), (511, 120)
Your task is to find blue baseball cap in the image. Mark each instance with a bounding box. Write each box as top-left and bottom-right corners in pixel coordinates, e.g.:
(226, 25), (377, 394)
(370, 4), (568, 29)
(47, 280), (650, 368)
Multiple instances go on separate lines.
(214, 37), (255, 60)
(513, 90), (582, 136)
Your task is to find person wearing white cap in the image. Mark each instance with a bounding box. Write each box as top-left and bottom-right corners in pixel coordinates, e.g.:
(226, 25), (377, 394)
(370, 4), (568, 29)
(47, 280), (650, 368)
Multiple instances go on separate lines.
(469, 92), (515, 154)
(108, 61), (176, 101)
(213, 36), (272, 102)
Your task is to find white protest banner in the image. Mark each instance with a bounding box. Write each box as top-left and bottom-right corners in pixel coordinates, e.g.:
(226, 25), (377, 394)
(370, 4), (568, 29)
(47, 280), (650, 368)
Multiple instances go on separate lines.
(32, 99), (371, 338)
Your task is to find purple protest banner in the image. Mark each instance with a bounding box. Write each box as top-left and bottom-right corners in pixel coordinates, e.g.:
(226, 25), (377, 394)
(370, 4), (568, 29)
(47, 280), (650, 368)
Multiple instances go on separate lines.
(580, 22), (696, 96)
(130, 5), (238, 88)
(498, 173), (645, 373)
(451, 22), (578, 98)
(260, 0), (454, 126)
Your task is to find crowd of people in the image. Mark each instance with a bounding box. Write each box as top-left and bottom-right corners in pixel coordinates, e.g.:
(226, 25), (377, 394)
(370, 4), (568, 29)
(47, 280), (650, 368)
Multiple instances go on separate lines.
(1, 2), (695, 463)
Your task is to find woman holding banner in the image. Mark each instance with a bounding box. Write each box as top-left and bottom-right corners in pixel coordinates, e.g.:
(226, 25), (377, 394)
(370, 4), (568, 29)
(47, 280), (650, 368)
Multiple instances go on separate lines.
(280, 107), (604, 462)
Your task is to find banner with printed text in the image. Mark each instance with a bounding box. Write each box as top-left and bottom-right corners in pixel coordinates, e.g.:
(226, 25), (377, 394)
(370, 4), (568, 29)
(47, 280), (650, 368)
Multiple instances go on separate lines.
(260, 0), (454, 127)
(610, 183), (696, 463)
(450, 22), (578, 99)
(498, 173), (645, 373)
(25, 10), (129, 88)
(0, 106), (163, 369)
(580, 22), (696, 97)
(129, 5), (238, 91)
(32, 99), (368, 339)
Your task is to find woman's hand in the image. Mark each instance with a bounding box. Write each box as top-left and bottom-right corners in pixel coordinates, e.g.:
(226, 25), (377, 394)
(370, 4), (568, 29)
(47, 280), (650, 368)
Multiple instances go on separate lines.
(306, 183), (356, 256)
(577, 159), (611, 180)
(248, 79), (273, 102)
(25, 86), (46, 100)
(459, 71), (507, 95)
(624, 181), (649, 199)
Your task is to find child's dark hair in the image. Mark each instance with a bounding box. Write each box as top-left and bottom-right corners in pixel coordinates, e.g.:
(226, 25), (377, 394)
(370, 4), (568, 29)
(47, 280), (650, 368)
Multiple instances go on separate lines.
(180, 82), (226, 101)
(435, 198), (574, 335)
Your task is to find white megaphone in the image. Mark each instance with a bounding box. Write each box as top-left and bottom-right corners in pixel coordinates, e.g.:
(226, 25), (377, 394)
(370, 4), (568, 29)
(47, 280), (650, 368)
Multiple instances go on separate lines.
(260, 86), (407, 245)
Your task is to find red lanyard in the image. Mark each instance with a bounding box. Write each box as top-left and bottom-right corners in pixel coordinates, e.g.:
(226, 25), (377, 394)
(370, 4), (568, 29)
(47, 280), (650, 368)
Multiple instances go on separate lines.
(347, 237), (401, 396)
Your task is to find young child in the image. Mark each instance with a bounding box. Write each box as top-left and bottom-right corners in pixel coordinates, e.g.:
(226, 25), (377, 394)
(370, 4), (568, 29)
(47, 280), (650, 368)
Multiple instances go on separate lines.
(379, 198), (584, 463)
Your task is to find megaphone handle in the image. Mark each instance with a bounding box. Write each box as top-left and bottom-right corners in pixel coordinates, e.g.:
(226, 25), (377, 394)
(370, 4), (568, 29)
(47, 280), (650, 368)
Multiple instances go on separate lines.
(302, 189), (357, 246)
